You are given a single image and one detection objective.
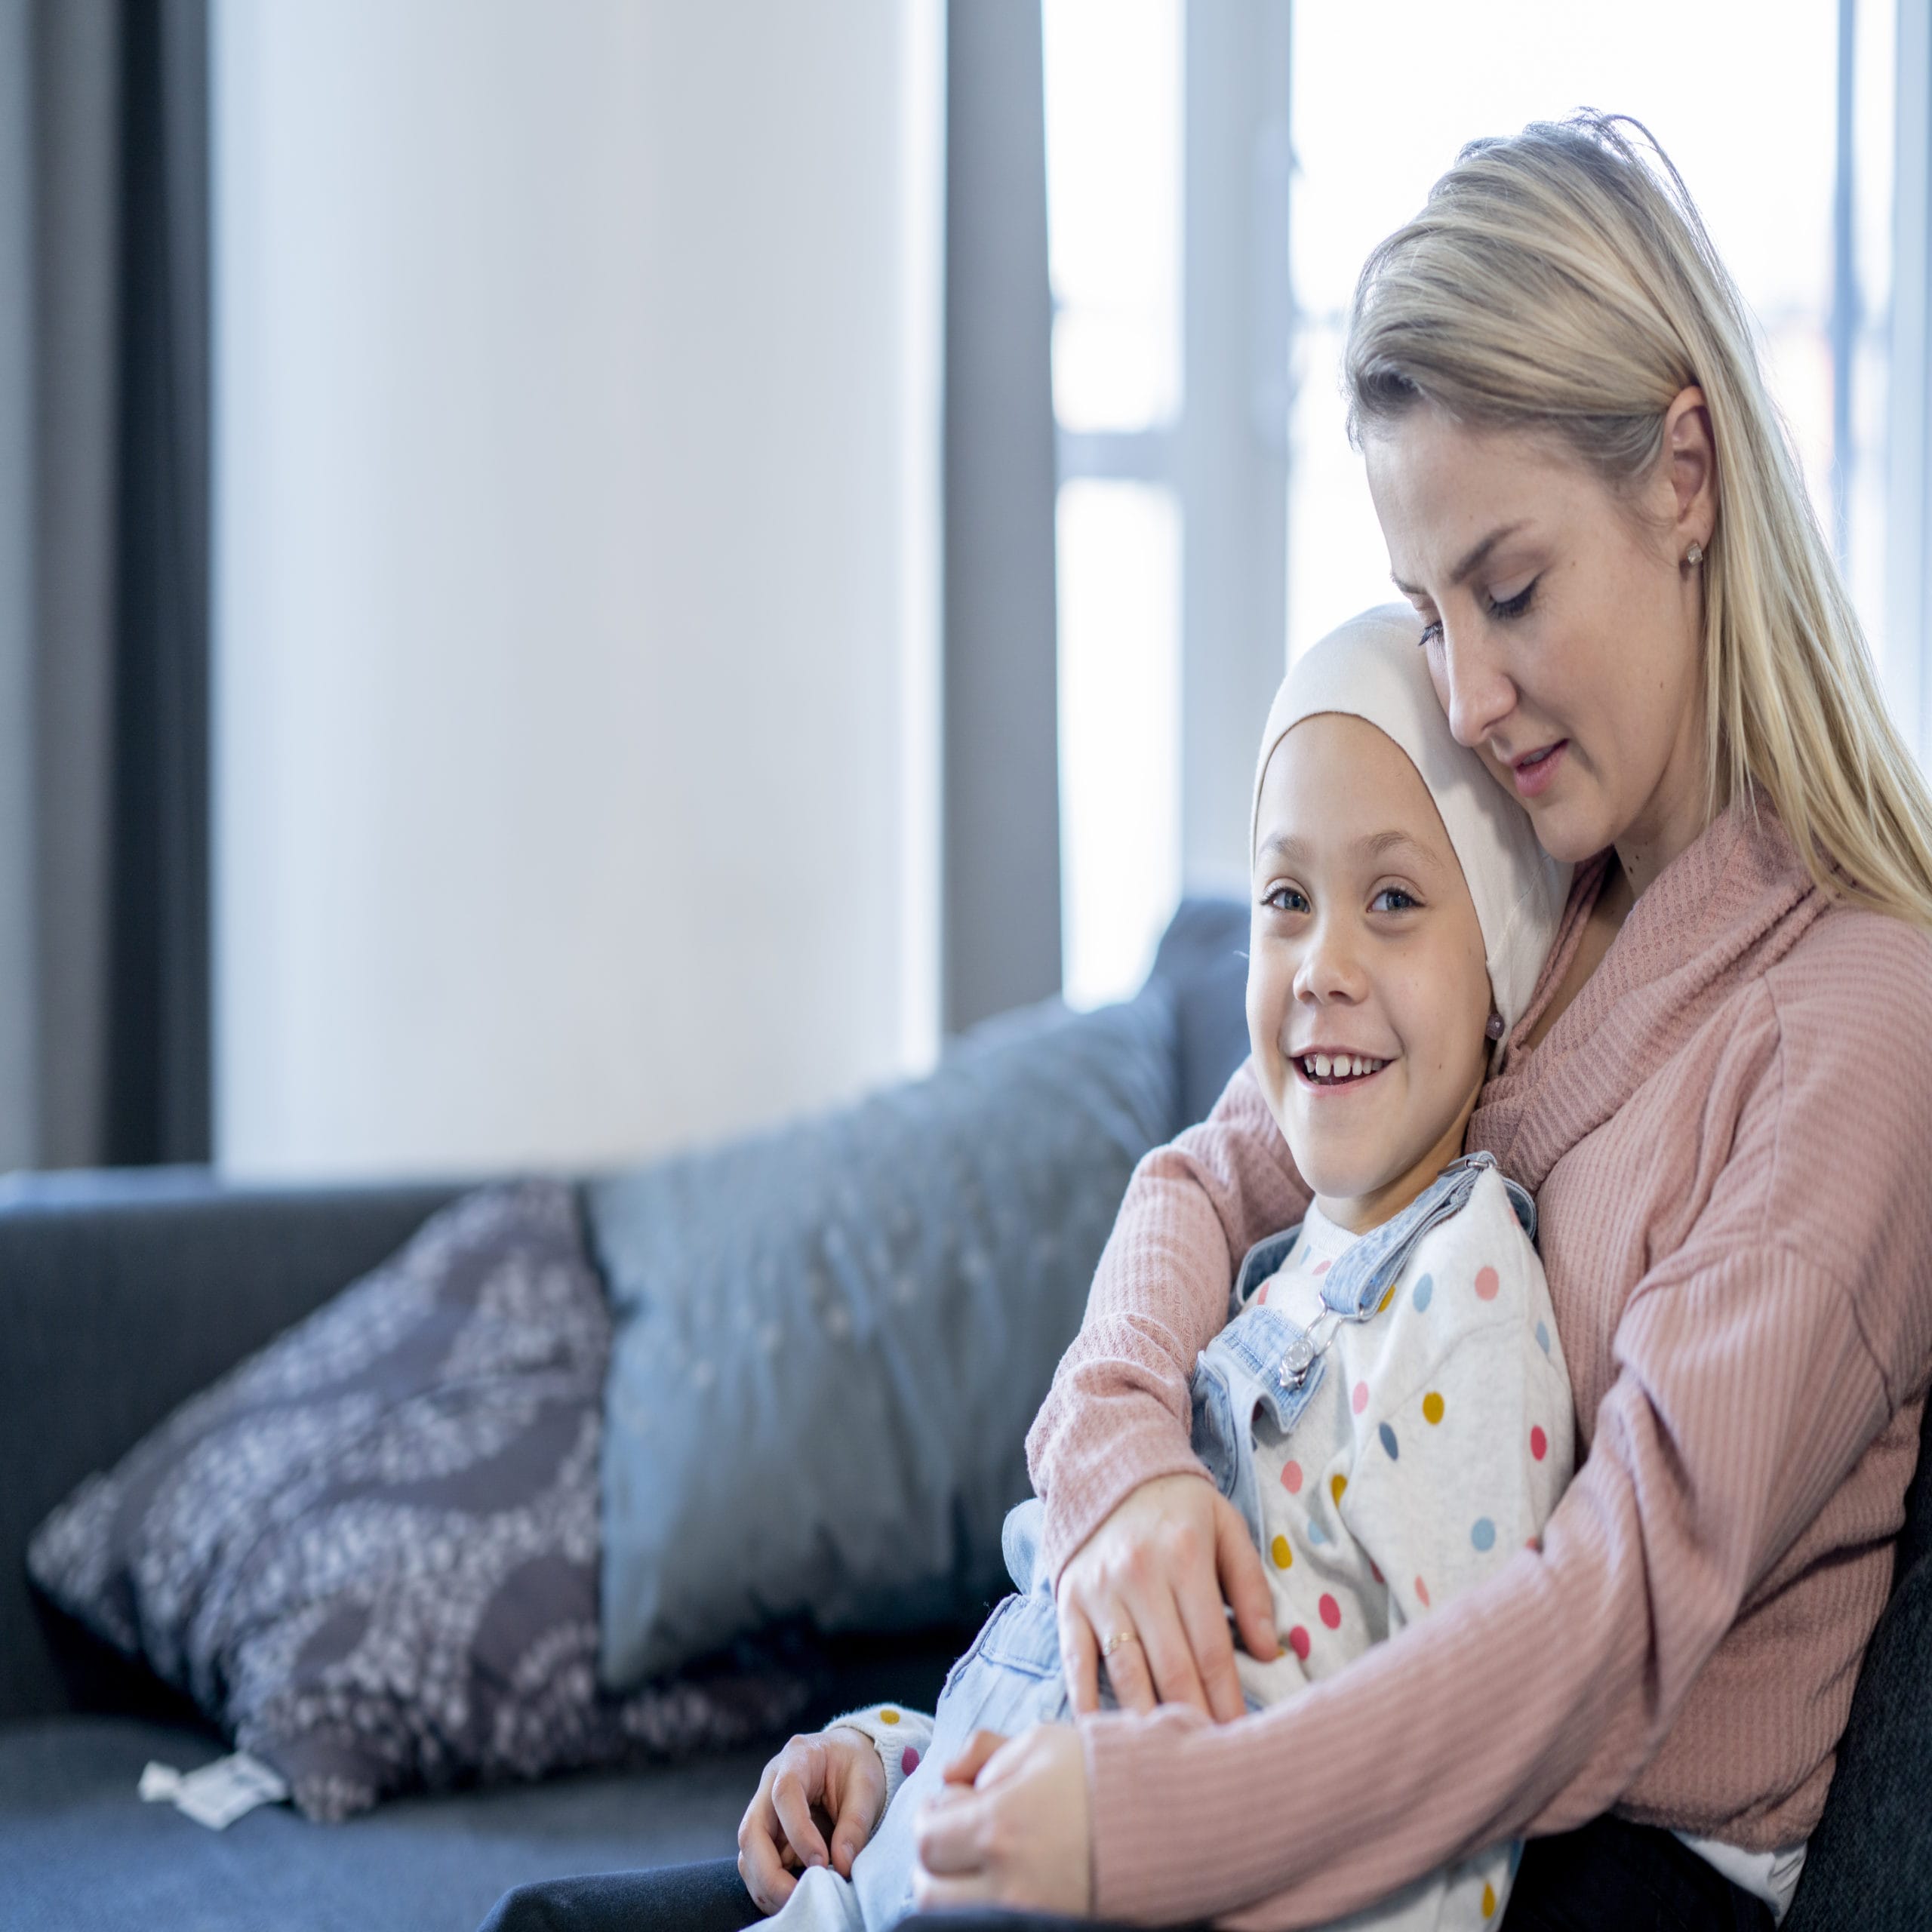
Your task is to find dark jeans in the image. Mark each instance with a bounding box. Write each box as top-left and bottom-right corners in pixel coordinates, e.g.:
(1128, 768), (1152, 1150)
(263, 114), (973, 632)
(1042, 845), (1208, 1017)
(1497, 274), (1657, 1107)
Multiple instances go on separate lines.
(475, 1815), (1777, 1932)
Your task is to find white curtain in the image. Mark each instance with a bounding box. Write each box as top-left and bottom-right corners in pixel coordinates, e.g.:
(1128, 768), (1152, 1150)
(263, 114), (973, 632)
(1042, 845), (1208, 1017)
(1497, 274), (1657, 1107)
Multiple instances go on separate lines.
(213, 0), (943, 1177)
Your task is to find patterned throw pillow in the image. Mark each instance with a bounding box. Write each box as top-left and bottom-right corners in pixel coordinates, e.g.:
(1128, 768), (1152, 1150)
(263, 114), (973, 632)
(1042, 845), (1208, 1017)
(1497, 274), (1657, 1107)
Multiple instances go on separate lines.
(26, 1182), (808, 1821)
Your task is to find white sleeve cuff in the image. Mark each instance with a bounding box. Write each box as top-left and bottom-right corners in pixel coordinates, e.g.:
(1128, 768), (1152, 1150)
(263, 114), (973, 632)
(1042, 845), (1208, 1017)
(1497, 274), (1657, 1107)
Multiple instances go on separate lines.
(827, 1703), (935, 1812)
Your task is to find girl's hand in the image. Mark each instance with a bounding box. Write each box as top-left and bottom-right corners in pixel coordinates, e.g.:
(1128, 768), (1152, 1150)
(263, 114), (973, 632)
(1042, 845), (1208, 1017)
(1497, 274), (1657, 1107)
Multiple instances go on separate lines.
(911, 1726), (1093, 1916)
(737, 1727), (888, 1912)
(1055, 1471), (1278, 1719)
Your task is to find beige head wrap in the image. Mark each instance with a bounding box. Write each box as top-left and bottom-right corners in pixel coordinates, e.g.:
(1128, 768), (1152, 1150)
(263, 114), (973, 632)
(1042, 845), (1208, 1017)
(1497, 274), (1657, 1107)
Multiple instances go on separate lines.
(1251, 604), (1570, 1044)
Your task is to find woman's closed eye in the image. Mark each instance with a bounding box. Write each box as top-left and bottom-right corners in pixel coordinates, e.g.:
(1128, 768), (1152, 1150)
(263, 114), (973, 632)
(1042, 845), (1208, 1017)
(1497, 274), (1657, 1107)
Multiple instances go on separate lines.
(1487, 577), (1537, 622)
(1412, 577), (1535, 648)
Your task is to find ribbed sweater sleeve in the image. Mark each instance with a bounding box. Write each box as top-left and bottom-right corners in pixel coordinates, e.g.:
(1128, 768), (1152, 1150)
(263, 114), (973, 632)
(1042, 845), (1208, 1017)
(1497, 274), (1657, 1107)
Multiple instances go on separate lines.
(1077, 977), (1932, 1927)
(1026, 1060), (1309, 1578)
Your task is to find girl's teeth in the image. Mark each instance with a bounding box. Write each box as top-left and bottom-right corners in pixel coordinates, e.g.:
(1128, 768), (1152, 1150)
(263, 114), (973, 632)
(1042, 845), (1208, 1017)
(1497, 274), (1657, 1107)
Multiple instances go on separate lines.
(1301, 1053), (1389, 1081)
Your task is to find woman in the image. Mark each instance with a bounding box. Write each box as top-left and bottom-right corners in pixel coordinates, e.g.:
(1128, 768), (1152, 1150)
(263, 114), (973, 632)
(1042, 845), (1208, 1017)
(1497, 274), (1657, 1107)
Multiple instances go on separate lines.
(492, 115), (1932, 1932)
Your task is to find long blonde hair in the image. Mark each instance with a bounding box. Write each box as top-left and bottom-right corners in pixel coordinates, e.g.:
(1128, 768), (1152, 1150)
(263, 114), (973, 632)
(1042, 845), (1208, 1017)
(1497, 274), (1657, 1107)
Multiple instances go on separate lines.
(1345, 112), (1932, 930)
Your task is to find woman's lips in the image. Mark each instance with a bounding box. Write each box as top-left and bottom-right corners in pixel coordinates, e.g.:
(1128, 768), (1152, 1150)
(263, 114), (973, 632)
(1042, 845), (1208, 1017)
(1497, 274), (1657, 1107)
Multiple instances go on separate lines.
(1510, 740), (1568, 799)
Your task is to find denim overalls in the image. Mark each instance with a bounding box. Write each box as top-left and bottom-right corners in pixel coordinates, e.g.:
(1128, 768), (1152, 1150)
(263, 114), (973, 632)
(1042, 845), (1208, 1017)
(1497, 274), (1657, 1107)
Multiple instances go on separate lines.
(1191, 1152), (1535, 1552)
(796, 1154), (1543, 1932)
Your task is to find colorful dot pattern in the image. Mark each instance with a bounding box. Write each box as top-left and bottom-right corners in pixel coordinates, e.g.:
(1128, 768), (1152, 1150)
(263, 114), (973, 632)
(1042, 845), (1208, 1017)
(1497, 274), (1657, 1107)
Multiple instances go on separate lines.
(1237, 1196), (1564, 1860)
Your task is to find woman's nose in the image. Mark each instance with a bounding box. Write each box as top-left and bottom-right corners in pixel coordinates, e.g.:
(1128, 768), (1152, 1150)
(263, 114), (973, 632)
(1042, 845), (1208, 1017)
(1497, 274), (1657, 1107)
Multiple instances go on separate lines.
(1436, 625), (1516, 750)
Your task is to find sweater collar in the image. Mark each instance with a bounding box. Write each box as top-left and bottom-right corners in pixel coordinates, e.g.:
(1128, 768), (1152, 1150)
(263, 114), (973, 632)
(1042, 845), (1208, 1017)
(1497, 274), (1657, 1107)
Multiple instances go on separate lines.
(1469, 800), (1823, 1193)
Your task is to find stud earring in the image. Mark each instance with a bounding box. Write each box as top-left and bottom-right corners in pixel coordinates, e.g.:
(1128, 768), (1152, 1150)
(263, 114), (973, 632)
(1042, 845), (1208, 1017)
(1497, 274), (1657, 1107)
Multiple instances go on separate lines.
(1684, 540), (1706, 568)
(1485, 1012), (1506, 1041)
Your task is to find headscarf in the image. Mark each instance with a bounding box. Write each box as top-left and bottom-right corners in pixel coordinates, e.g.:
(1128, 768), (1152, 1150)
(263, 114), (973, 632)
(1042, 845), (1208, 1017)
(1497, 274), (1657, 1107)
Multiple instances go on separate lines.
(1251, 604), (1571, 1043)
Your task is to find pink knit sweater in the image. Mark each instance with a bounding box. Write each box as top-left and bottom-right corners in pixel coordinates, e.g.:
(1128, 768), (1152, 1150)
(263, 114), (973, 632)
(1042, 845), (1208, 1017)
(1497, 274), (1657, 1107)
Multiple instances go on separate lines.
(1026, 804), (1932, 1927)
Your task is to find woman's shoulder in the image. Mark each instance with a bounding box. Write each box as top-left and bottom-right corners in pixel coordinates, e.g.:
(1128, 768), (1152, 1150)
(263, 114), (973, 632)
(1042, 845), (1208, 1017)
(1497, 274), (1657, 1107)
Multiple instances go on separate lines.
(1762, 898), (1932, 1060)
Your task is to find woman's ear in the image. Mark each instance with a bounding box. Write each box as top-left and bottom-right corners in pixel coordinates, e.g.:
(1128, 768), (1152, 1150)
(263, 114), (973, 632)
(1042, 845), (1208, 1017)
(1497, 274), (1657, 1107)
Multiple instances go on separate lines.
(1663, 384), (1717, 549)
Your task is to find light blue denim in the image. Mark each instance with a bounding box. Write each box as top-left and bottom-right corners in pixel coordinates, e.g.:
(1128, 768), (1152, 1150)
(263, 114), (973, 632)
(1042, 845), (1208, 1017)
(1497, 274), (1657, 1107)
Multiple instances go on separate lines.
(781, 1154), (1540, 1932)
(792, 1500), (1081, 1932)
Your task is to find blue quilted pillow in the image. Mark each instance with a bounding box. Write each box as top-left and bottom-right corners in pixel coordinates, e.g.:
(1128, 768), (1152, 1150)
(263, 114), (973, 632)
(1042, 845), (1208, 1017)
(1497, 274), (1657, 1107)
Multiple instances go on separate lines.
(589, 990), (1180, 1688)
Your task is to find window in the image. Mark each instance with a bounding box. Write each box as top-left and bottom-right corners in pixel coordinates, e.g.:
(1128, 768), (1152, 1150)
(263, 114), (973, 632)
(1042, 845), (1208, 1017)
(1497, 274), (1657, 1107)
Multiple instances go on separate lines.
(1043, 0), (1186, 1011)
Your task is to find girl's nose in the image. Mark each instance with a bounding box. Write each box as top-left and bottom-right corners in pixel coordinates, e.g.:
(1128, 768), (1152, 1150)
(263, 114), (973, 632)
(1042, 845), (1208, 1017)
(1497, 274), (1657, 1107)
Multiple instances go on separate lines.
(1294, 920), (1364, 1005)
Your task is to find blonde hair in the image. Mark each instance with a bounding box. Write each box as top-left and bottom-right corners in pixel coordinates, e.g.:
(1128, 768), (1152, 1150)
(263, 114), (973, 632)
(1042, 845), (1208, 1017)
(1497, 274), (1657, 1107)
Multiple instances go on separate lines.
(1345, 112), (1932, 931)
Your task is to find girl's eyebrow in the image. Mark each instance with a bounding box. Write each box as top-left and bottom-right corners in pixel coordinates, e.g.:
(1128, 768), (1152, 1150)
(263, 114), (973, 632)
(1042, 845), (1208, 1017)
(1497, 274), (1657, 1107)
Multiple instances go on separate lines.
(1257, 828), (1444, 872)
(1358, 828), (1441, 870)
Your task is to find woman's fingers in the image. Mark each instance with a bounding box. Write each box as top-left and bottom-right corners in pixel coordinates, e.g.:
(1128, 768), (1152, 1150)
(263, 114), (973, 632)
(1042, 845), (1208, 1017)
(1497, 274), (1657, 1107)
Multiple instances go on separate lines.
(910, 1724), (1092, 1917)
(1058, 1598), (1102, 1715)
(1214, 1492), (1281, 1665)
(912, 1779), (988, 1878)
(1055, 1472), (1252, 1718)
(1095, 1605), (1158, 1713)
(1118, 1584), (1211, 1715)
(1173, 1555), (1249, 1722)
(941, 1727), (1009, 1786)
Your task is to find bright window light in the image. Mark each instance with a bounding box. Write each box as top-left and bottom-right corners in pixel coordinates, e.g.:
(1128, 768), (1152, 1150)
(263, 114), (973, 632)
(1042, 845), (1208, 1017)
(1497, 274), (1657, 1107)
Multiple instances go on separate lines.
(1056, 481), (1183, 1011)
(1043, 0), (1183, 433)
(1044, 0), (1186, 1009)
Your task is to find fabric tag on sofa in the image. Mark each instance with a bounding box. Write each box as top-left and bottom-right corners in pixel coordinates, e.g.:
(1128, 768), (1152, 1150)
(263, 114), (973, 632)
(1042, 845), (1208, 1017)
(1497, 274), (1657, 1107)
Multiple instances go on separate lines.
(139, 1752), (290, 1829)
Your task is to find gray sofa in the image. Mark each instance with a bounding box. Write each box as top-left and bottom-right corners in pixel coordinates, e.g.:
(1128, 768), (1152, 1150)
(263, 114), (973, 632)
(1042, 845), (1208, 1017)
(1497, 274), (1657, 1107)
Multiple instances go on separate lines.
(2, 902), (1927, 1930)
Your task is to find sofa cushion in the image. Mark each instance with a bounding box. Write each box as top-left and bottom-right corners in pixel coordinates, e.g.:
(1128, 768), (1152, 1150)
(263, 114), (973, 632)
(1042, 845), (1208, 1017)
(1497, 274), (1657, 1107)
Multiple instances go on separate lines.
(1782, 1405), (1932, 1932)
(0, 1715), (764, 1932)
(1149, 897), (1253, 1128)
(589, 989), (1180, 1688)
(26, 1183), (807, 1820)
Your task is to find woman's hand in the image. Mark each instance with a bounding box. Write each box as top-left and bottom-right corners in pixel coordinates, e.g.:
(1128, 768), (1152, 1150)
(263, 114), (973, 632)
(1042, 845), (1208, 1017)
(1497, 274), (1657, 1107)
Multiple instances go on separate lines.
(736, 1727), (888, 1912)
(912, 1726), (1092, 1916)
(1056, 1471), (1278, 1718)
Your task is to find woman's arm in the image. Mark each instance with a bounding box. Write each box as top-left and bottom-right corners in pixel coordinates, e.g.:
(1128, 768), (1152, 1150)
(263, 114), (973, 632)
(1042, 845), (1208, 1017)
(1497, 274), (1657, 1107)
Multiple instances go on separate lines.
(1026, 1059), (1307, 1580)
(1072, 992), (1932, 1927)
(938, 967), (1932, 1924)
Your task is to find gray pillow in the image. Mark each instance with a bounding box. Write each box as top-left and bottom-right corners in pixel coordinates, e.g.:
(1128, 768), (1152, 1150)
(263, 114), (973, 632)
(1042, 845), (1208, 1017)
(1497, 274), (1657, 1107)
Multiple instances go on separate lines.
(27, 1182), (808, 1820)
(591, 989), (1180, 1689)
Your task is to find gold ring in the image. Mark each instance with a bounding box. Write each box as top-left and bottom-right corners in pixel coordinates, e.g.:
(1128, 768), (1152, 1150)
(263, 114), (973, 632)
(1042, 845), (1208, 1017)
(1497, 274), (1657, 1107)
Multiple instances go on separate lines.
(1100, 1629), (1138, 1659)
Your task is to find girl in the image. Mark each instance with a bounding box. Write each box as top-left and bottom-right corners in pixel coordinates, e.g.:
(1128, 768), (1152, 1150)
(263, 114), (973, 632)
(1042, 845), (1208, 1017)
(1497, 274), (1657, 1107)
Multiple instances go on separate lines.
(744, 608), (1573, 1932)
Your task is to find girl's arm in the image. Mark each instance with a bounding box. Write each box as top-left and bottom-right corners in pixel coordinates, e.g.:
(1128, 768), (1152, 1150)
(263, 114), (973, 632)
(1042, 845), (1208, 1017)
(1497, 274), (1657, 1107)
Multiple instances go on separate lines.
(1025, 1060), (1308, 1580)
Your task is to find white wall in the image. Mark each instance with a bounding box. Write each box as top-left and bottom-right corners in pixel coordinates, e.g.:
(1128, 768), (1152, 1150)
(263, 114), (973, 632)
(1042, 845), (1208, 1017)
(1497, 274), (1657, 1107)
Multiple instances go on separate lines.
(214, 0), (943, 1178)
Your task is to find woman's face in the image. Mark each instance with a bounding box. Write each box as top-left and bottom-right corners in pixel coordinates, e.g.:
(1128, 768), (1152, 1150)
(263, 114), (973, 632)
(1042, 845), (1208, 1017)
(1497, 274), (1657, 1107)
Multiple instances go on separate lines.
(1363, 399), (1715, 886)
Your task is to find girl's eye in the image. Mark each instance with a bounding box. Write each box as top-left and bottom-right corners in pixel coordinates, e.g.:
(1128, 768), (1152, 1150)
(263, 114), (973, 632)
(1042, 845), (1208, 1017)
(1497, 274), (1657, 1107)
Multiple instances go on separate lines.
(1417, 618), (1443, 649)
(1264, 885), (1310, 915)
(1487, 578), (1536, 621)
(1371, 886), (1420, 913)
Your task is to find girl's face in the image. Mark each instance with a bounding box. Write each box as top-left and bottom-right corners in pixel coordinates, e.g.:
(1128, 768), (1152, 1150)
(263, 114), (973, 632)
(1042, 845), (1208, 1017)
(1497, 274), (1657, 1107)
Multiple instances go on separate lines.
(1248, 714), (1491, 1233)
(1363, 399), (1715, 893)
